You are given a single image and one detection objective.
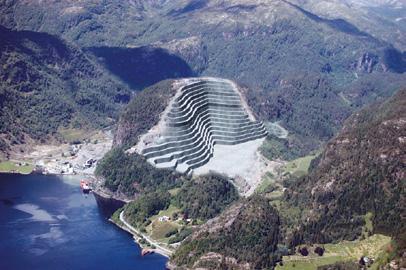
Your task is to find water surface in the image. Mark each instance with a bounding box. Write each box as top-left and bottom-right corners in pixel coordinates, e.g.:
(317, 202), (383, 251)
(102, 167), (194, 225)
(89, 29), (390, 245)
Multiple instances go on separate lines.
(0, 173), (167, 270)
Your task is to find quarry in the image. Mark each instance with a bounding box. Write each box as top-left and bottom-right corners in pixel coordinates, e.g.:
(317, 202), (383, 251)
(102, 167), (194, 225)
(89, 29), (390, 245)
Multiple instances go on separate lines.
(131, 77), (268, 195)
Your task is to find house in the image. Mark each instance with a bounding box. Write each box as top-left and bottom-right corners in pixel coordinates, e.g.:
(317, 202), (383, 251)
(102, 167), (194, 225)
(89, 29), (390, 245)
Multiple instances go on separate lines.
(158, 216), (170, 222)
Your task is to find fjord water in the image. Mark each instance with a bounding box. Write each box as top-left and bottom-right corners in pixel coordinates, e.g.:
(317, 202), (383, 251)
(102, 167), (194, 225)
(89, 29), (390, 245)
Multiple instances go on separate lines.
(0, 173), (167, 270)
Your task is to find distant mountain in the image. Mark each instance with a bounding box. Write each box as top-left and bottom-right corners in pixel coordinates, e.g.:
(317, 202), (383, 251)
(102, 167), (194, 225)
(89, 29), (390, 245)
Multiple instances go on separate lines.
(2, 0), (405, 153)
(0, 26), (130, 155)
(285, 88), (405, 246)
(291, 0), (406, 50)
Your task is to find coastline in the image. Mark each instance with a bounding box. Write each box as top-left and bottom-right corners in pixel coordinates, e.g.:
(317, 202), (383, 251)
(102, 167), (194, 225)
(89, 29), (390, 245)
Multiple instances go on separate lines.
(108, 211), (173, 258)
(1, 170), (173, 259)
(91, 187), (173, 258)
(0, 129), (174, 260)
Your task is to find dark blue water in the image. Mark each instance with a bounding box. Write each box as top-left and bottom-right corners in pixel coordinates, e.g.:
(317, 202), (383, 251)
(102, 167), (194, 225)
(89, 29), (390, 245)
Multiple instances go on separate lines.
(0, 173), (167, 270)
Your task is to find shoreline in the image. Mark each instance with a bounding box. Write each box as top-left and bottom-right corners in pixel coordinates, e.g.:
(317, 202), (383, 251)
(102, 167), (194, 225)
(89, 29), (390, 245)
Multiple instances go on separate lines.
(91, 188), (173, 258)
(109, 211), (173, 258)
(1, 170), (173, 259)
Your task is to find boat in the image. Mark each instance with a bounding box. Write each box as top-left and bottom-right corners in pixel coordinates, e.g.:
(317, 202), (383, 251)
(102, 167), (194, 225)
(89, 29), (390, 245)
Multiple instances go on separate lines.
(80, 179), (91, 193)
(141, 249), (155, 256)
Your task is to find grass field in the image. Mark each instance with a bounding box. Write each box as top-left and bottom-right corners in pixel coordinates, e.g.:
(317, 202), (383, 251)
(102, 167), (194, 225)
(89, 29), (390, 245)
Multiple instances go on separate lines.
(0, 161), (34, 174)
(283, 153), (318, 177)
(256, 172), (276, 193)
(58, 128), (100, 143)
(152, 205), (180, 221)
(277, 234), (392, 270)
(147, 204), (182, 242)
(150, 220), (180, 240)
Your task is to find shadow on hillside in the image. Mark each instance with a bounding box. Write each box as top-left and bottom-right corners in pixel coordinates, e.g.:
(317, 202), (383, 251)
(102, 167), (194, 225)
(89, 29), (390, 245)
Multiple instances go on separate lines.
(284, 1), (371, 37)
(0, 25), (71, 60)
(168, 0), (209, 16)
(86, 46), (194, 91)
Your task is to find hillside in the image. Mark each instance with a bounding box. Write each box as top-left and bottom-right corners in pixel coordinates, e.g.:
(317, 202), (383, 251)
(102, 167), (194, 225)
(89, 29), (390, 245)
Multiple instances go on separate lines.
(290, 0), (406, 51)
(97, 77), (266, 199)
(168, 89), (406, 269)
(284, 89), (405, 247)
(0, 26), (130, 155)
(113, 79), (177, 147)
(169, 196), (280, 269)
(2, 0), (406, 154)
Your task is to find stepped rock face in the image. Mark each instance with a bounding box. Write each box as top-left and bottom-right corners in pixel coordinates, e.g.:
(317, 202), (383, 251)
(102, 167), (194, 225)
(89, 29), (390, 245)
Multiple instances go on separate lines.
(129, 77), (267, 194)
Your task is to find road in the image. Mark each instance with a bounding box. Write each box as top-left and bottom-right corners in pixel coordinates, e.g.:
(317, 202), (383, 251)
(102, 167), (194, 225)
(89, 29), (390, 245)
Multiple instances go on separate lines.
(119, 211), (173, 257)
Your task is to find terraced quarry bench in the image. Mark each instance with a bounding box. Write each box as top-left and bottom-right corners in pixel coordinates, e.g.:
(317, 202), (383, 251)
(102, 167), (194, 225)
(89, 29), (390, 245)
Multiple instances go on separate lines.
(138, 78), (267, 175)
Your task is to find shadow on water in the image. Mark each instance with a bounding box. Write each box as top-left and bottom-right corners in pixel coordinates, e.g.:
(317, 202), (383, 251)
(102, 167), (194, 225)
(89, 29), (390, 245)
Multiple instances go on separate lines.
(93, 192), (126, 218)
(86, 46), (195, 91)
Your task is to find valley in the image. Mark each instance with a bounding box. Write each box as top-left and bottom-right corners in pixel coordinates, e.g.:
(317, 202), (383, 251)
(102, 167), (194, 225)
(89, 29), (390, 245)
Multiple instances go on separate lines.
(0, 0), (405, 269)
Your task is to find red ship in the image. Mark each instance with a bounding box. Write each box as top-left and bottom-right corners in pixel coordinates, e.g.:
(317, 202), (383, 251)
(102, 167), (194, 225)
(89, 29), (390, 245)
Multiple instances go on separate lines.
(80, 179), (91, 193)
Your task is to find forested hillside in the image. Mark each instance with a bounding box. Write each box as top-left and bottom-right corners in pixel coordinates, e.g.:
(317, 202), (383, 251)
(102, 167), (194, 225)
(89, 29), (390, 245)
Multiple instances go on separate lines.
(95, 147), (182, 197)
(0, 26), (130, 154)
(169, 196), (280, 269)
(0, 1), (405, 269)
(165, 88), (406, 269)
(113, 79), (177, 147)
(2, 0), (406, 153)
(285, 89), (405, 246)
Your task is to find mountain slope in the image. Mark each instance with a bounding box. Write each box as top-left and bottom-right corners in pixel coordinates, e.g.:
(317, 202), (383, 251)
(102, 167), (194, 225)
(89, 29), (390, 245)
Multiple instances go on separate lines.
(0, 26), (130, 154)
(290, 0), (406, 51)
(285, 88), (406, 245)
(1, 0), (406, 152)
(169, 196), (280, 269)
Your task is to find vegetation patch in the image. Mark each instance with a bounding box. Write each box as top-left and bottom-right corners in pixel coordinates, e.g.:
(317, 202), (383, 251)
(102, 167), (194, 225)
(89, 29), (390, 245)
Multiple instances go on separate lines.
(277, 234), (392, 270)
(0, 26), (130, 152)
(95, 147), (183, 196)
(174, 173), (239, 221)
(150, 220), (179, 240)
(110, 208), (124, 227)
(0, 161), (34, 174)
(283, 153), (318, 178)
(171, 196), (281, 269)
(124, 190), (171, 227)
(58, 128), (100, 143)
(113, 79), (177, 147)
(256, 171), (277, 194)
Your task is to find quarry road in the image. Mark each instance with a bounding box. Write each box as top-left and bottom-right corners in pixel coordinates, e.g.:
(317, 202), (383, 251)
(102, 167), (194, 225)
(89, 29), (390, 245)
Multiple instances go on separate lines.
(119, 211), (173, 257)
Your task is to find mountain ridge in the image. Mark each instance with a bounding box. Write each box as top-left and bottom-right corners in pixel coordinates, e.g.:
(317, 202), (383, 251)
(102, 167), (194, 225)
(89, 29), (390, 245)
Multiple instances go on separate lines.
(2, 0), (406, 153)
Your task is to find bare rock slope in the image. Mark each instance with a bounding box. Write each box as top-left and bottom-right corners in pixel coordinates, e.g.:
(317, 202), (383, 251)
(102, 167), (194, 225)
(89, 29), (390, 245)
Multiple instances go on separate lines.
(125, 77), (267, 194)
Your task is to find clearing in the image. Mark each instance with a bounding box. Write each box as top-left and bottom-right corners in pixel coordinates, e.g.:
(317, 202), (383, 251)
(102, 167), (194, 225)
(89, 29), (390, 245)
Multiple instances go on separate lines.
(0, 161), (34, 174)
(277, 234), (392, 270)
(283, 153), (319, 178)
